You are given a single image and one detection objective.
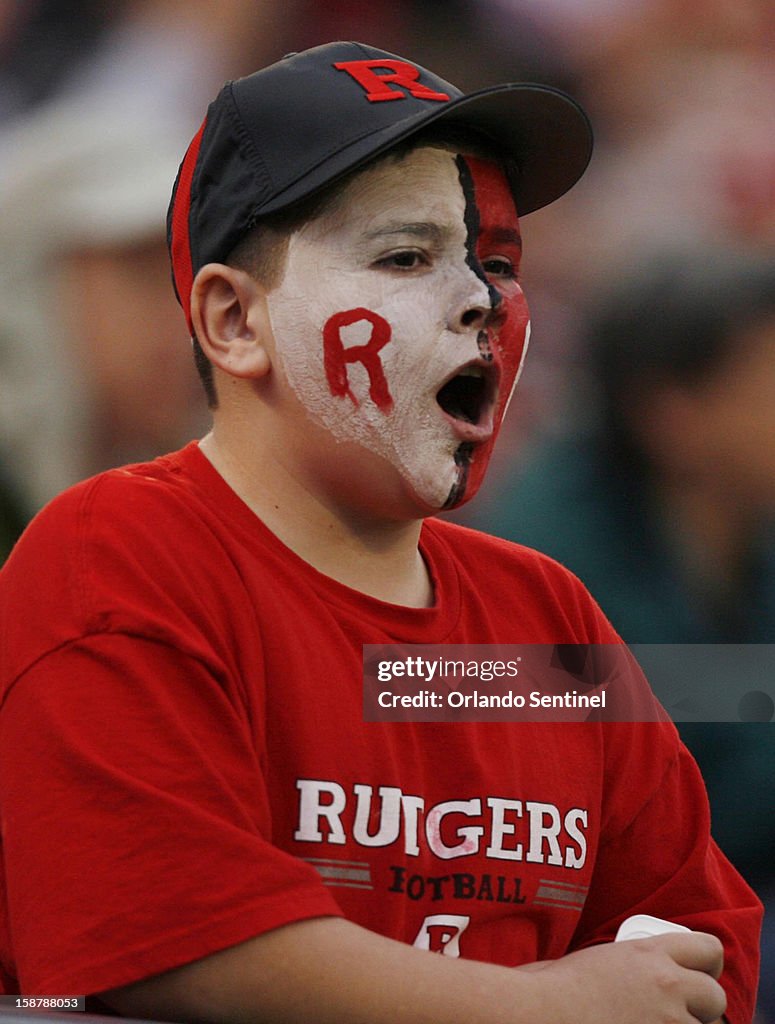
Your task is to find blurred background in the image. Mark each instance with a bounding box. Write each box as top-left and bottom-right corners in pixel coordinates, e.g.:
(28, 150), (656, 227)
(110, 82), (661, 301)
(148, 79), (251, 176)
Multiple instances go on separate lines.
(0, 0), (772, 1016)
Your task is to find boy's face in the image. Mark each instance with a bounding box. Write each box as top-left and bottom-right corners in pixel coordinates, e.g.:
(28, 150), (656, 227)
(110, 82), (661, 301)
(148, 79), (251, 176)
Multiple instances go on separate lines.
(264, 145), (530, 512)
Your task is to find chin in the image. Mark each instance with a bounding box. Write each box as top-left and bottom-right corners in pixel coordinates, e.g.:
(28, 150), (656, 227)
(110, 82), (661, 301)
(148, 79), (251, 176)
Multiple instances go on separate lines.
(442, 443), (489, 512)
(405, 460), (484, 516)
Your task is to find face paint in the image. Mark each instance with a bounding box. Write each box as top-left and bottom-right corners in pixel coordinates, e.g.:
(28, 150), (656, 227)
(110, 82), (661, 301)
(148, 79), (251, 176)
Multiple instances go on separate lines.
(323, 308), (394, 411)
(450, 154), (531, 505)
(264, 146), (530, 511)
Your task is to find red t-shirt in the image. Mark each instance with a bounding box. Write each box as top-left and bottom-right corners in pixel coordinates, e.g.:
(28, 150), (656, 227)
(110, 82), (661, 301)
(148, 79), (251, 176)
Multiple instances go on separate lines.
(0, 443), (761, 1020)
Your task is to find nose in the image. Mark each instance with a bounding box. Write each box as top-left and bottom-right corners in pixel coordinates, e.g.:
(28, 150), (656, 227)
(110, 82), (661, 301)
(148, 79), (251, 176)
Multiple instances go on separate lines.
(447, 269), (500, 334)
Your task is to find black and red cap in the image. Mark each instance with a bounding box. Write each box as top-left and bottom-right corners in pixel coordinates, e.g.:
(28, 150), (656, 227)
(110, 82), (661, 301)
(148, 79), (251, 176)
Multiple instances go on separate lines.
(168, 40), (593, 332)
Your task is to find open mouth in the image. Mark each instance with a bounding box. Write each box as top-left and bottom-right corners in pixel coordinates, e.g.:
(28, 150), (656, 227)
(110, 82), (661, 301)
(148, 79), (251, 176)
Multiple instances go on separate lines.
(436, 365), (495, 426)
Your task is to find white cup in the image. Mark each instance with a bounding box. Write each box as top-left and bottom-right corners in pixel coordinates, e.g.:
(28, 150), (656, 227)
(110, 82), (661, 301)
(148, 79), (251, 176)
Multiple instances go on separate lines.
(615, 914), (691, 942)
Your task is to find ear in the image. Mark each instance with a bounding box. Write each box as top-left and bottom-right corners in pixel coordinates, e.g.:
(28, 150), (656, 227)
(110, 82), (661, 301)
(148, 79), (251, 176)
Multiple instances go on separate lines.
(190, 263), (272, 379)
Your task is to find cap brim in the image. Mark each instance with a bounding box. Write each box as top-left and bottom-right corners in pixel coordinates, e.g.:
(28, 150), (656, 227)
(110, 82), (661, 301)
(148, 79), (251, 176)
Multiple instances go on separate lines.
(438, 84), (594, 215)
(255, 82), (592, 219)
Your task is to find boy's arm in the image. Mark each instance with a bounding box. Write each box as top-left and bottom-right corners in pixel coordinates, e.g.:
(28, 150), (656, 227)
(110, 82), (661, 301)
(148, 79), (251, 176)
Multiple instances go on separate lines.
(101, 914), (726, 1024)
(567, 723), (761, 1023)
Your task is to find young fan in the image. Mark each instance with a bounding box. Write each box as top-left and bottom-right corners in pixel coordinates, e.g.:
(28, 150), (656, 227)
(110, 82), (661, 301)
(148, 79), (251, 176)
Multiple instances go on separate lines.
(0, 41), (760, 1023)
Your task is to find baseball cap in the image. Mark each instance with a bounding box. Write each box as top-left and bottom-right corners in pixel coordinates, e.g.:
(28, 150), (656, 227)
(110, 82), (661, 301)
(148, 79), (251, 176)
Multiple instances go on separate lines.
(168, 40), (593, 332)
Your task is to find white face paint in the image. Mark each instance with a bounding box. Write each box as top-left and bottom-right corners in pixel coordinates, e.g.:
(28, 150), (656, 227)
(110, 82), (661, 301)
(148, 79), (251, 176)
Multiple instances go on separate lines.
(265, 146), (530, 510)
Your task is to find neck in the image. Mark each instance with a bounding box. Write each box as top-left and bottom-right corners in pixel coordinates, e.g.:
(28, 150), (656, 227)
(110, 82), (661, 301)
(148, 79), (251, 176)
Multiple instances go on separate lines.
(198, 428), (433, 608)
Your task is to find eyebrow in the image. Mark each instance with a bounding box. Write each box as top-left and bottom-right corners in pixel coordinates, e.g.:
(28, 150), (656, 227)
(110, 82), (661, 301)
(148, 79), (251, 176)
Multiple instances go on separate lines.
(363, 222), (449, 244)
(361, 221), (522, 252)
(486, 227), (523, 251)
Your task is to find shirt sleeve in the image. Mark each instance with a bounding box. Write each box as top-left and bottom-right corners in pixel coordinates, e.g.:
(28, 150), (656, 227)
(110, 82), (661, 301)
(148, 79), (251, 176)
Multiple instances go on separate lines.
(570, 722), (762, 1024)
(0, 632), (343, 996)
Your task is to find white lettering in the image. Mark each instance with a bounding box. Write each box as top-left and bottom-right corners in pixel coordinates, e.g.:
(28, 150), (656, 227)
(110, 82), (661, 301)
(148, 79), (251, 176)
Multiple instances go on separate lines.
(525, 801), (564, 865)
(564, 808), (588, 869)
(401, 793), (425, 856)
(426, 799), (484, 859)
(485, 797), (524, 860)
(293, 780), (589, 869)
(353, 784), (402, 847)
(413, 914), (470, 956)
(294, 779), (347, 844)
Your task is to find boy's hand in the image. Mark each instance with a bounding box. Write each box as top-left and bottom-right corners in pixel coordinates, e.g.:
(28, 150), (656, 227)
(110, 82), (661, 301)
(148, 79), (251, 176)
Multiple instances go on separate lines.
(519, 931), (726, 1023)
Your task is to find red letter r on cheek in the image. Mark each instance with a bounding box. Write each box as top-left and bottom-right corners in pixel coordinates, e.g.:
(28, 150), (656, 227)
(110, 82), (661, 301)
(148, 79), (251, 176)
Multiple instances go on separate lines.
(323, 308), (394, 413)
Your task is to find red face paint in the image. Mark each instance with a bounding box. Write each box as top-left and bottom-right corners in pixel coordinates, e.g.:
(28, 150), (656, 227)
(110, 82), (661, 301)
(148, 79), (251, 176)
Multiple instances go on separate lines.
(446, 155), (530, 507)
(323, 308), (394, 412)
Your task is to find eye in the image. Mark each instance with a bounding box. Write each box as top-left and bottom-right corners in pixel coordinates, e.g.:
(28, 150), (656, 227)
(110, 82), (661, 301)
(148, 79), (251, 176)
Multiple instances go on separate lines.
(482, 256), (517, 280)
(374, 249), (429, 272)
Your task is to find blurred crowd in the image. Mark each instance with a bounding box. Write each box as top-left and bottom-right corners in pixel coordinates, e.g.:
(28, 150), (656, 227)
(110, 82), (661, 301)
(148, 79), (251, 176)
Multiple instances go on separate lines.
(0, 0), (773, 1016)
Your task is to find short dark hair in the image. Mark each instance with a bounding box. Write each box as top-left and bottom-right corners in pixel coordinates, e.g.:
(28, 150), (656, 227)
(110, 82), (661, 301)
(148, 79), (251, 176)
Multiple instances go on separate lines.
(193, 126), (510, 408)
(192, 195), (327, 408)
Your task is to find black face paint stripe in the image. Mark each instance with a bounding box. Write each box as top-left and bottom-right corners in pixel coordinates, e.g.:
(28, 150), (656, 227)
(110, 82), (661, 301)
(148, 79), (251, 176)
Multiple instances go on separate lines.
(442, 442), (474, 510)
(455, 155), (502, 312)
(477, 328), (493, 362)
